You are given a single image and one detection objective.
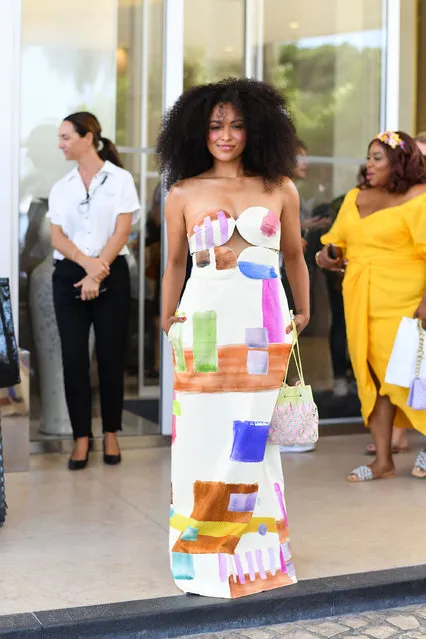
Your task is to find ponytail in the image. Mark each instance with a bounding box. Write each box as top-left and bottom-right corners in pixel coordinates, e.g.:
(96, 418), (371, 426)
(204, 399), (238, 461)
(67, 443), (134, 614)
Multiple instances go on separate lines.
(63, 112), (123, 168)
(99, 137), (123, 168)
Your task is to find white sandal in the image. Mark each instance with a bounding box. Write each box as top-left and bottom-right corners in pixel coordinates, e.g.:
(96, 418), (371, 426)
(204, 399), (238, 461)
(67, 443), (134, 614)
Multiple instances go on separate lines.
(412, 451), (426, 479)
(347, 465), (396, 483)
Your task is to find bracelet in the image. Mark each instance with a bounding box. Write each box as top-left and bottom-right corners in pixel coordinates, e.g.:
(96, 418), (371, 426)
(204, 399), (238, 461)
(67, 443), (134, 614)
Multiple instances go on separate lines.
(71, 248), (79, 262)
(315, 251), (323, 268)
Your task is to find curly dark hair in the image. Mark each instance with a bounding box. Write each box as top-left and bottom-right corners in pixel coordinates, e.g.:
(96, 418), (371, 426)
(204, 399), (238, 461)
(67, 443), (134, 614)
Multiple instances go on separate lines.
(359, 131), (426, 194)
(156, 78), (297, 189)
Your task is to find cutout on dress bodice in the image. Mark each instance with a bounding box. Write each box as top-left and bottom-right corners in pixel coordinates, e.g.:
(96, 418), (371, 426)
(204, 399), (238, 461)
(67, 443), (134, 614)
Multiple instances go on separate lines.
(187, 207), (281, 255)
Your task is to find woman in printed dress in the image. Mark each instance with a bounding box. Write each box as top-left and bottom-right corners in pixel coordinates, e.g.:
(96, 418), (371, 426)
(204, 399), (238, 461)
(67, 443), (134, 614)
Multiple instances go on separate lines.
(158, 78), (309, 598)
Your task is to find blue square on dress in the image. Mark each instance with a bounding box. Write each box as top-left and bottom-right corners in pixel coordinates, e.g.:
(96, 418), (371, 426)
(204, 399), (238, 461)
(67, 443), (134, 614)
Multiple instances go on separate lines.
(171, 552), (195, 580)
(181, 526), (199, 541)
(230, 421), (269, 463)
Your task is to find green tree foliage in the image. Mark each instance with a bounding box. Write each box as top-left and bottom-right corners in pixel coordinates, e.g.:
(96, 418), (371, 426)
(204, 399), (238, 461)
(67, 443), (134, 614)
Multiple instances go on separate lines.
(268, 41), (382, 158)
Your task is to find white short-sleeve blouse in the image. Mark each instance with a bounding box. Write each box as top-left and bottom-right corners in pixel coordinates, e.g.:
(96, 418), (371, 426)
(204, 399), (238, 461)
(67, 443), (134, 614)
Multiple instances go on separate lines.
(47, 160), (140, 260)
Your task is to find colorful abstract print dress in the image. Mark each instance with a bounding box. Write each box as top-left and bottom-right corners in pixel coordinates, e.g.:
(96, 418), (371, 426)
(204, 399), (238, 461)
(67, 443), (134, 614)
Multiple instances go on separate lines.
(168, 206), (296, 598)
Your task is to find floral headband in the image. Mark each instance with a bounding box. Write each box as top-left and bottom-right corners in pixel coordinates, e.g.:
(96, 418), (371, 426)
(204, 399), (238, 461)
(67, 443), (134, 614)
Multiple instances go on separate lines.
(375, 131), (405, 150)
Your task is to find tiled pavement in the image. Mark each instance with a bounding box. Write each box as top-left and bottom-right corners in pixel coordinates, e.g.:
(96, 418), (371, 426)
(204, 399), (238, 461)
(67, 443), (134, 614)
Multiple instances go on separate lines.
(179, 605), (426, 639)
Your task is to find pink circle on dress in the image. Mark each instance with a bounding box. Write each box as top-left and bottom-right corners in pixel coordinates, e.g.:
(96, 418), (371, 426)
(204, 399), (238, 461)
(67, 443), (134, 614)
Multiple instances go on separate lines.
(260, 210), (280, 237)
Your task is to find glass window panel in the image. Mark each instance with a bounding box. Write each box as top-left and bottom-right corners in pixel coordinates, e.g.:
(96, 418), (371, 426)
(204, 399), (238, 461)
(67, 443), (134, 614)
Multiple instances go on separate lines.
(264, 0), (385, 418)
(116, 0), (143, 147)
(184, 0), (245, 88)
(20, 0), (119, 435)
(20, 0), (164, 436)
(148, 0), (164, 148)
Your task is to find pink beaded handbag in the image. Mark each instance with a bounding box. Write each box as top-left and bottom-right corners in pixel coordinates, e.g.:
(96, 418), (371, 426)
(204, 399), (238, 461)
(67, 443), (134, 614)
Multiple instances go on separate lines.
(268, 324), (319, 446)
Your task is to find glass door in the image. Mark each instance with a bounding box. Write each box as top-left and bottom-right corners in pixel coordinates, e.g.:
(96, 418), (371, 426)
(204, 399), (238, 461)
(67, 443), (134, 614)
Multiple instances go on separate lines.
(19, 0), (164, 442)
(262, 0), (386, 421)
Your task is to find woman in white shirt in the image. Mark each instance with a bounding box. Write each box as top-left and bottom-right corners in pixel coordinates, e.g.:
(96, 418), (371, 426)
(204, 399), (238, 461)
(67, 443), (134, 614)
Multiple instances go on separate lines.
(48, 112), (140, 470)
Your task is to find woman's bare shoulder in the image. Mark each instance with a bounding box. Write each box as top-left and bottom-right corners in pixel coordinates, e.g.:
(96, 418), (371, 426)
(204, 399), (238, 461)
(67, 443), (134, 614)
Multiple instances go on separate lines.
(169, 177), (204, 197)
(279, 177), (300, 207)
(405, 183), (426, 199)
(279, 177), (298, 194)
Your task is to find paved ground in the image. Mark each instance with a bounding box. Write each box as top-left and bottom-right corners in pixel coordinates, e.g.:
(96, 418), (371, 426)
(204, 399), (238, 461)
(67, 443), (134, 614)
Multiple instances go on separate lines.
(181, 604), (426, 639)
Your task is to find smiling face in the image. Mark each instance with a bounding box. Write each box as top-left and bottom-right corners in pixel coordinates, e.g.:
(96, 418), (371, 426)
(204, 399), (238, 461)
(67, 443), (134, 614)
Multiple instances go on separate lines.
(207, 103), (247, 163)
(366, 141), (392, 188)
(58, 120), (93, 162)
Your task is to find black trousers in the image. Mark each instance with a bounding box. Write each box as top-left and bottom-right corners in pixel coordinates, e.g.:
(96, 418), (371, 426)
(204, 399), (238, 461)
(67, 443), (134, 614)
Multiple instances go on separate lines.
(52, 257), (130, 439)
(324, 271), (348, 379)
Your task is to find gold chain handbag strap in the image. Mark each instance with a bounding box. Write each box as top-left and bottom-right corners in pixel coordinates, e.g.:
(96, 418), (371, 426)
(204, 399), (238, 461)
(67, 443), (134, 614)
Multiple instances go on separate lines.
(415, 318), (424, 379)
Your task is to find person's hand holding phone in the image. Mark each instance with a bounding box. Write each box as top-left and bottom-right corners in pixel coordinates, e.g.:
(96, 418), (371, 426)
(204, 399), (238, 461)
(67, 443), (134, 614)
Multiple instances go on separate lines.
(315, 244), (346, 272)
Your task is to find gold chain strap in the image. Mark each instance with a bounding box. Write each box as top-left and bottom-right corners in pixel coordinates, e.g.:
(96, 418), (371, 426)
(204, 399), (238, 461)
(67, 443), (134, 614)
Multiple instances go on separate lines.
(415, 318), (424, 379)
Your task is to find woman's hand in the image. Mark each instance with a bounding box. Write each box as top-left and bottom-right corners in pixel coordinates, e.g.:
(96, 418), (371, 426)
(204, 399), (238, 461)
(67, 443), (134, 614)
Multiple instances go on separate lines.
(316, 245), (346, 272)
(163, 314), (187, 336)
(286, 312), (310, 336)
(74, 276), (100, 301)
(414, 298), (426, 329)
(82, 257), (110, 283)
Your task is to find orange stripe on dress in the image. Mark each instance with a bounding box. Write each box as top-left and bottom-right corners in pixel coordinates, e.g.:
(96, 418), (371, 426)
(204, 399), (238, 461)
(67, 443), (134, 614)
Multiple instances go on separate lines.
(228, 570), (293, 598)
(173, 343), (291, 393)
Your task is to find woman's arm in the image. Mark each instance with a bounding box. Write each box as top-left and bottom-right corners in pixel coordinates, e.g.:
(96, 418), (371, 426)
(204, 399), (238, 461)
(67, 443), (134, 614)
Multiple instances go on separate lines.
(161, 187), (189, 335)
(280, 180), (310, 333)
(99, 213), (133, 266)
(50, 224), (110, 281)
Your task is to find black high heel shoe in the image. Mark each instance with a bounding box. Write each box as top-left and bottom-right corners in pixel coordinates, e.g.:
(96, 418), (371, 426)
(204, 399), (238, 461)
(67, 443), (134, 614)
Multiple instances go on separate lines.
(68, 438), (90, 471)
(103, 438), (121, 466)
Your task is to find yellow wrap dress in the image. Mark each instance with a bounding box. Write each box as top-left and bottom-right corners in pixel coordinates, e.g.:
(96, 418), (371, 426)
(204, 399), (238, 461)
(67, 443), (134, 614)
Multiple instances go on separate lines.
(321, 188), (426, 434)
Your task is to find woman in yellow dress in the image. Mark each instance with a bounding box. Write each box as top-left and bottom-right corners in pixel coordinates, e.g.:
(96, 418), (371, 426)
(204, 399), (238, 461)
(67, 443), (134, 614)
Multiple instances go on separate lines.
(316, 131), (426, 481)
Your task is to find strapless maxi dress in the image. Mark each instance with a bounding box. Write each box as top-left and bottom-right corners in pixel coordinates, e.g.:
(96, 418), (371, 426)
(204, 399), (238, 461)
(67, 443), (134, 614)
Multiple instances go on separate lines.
(168, 207), (296, 598)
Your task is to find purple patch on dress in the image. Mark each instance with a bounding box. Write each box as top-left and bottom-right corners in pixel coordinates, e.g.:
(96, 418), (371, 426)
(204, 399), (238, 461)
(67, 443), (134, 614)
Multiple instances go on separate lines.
(246, 551), (256, 581)
(204, 216), (214, 248)
(218, 210), (229, 243)
(268, 547), (276, 575)
(279, 545), (287, 574)
(256, 549), (267, 579)
(228, 491), (258, 512)
(193, 225), (203, 252)
(258, 523), (268, 536)
(245, 327), (268, 348)
(234, 554), (246, 584)
(262, 279), (284, 343)
(230, 421), (269, 463)
(274, 482), (288, 526)
(247, 350), (268, 375)
(218, 553), (228, 582)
